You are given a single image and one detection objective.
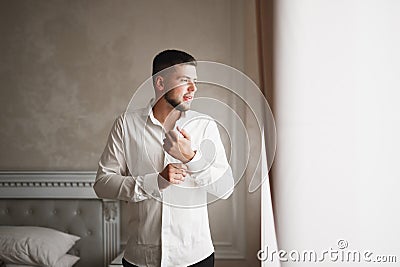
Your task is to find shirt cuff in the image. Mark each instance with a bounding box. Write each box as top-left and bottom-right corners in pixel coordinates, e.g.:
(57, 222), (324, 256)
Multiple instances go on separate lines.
(143, 173), (163, 200)
(185, 150), (211, 175)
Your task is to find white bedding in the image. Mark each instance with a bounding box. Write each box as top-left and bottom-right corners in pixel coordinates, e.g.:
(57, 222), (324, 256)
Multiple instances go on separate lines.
(2, 254), (79, 267)
(3, 264), (33, 267)
(0, 226), (80, 267)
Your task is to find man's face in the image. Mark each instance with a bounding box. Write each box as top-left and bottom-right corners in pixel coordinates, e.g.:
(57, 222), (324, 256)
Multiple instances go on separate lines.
(163, 64), (197, 111)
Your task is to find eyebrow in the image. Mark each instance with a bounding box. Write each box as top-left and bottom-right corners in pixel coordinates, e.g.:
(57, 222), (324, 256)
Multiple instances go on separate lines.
(177, 75), (197, 81)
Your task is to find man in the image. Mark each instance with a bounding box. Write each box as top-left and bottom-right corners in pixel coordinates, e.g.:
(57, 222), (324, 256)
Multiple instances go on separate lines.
(94, 50), (234, 267)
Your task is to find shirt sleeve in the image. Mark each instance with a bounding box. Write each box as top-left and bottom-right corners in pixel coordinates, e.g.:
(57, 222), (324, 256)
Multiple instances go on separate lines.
(186, 119), (234, 199)
(93, 115), (162, 202)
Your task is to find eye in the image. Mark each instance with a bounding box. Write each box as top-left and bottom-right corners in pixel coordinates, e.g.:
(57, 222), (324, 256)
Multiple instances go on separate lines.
(180, 78), (189, 83)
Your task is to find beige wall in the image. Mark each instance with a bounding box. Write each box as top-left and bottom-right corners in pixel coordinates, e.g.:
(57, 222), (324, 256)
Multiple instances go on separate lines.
(0, 0), (262, 266)
(0, 0), (239, 170)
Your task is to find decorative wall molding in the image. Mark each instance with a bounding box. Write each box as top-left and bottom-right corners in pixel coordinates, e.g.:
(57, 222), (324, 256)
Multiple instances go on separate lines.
(103, 200), (120, 266)
(0, 171), (98, 199)
(0, 181), (94, 187)
(213, 181), (246, 260)
(104, 200), (119, 222)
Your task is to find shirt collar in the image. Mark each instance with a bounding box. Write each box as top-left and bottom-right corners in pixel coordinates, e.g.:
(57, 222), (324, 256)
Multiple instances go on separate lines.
(142, 99), (160, 126)
(142, 98), (188, 126)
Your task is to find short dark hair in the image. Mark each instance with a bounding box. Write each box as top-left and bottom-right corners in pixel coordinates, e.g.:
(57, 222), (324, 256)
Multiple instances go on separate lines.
(152, 49), (197, 77)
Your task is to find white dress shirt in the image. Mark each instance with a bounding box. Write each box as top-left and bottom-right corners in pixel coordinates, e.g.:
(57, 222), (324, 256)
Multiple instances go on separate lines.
(94, 100), (234, 267)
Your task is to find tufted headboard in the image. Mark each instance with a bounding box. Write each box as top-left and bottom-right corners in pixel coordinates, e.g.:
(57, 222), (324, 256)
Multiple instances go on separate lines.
(0, 171), (120, 267)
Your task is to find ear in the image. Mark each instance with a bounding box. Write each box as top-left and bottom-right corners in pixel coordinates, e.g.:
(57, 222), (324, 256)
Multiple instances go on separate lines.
(154, 75), (164, 92)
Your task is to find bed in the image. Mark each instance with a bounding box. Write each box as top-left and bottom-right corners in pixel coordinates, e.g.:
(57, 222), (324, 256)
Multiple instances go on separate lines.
(0, 171), (120, 267)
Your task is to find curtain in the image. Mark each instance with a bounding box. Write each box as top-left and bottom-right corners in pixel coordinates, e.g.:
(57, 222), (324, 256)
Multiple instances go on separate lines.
(255, 0), (280, 266)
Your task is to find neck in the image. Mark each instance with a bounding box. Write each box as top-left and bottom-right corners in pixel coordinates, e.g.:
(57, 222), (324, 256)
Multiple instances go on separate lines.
(152, 98), (181, 128)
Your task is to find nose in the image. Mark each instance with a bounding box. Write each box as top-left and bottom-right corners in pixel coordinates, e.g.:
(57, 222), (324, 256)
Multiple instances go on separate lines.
(188, 80), (197, 92)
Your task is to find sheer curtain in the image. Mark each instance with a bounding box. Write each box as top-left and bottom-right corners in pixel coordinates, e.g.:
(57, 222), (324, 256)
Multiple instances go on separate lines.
(266, 1), (400, 267)
(255, 0), (280, 266)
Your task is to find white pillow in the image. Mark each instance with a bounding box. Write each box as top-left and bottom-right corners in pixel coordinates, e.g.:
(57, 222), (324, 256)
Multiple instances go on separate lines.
(0, 226), (80, 267)
(4, 254), (80, 267)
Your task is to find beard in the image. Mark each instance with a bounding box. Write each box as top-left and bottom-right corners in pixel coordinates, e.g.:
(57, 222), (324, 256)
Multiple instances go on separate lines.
(164, 91), (190, 111)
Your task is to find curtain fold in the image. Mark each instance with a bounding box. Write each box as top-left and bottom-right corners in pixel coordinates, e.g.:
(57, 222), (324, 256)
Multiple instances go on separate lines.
(256, 0), (280, 266)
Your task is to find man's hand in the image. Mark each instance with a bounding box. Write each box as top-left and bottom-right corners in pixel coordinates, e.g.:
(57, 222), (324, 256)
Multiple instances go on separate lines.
(163, 126), (196, 163)
(158, 163), (187, 190)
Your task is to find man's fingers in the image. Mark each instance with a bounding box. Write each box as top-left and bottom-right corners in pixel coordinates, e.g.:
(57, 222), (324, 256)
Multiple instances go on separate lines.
(173, 173), (185, 181)
(171, 163), (188, 170)
(167, 163), (187, 184)
(166, 130), (179, 141)
(162, 143), (170, 152)
(176, 126), (190, 140)
(163, 136), (172, 146)
(175, 168), (187, 176)
(170, 174), (185, 184)
(170, 167), (186, 176)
